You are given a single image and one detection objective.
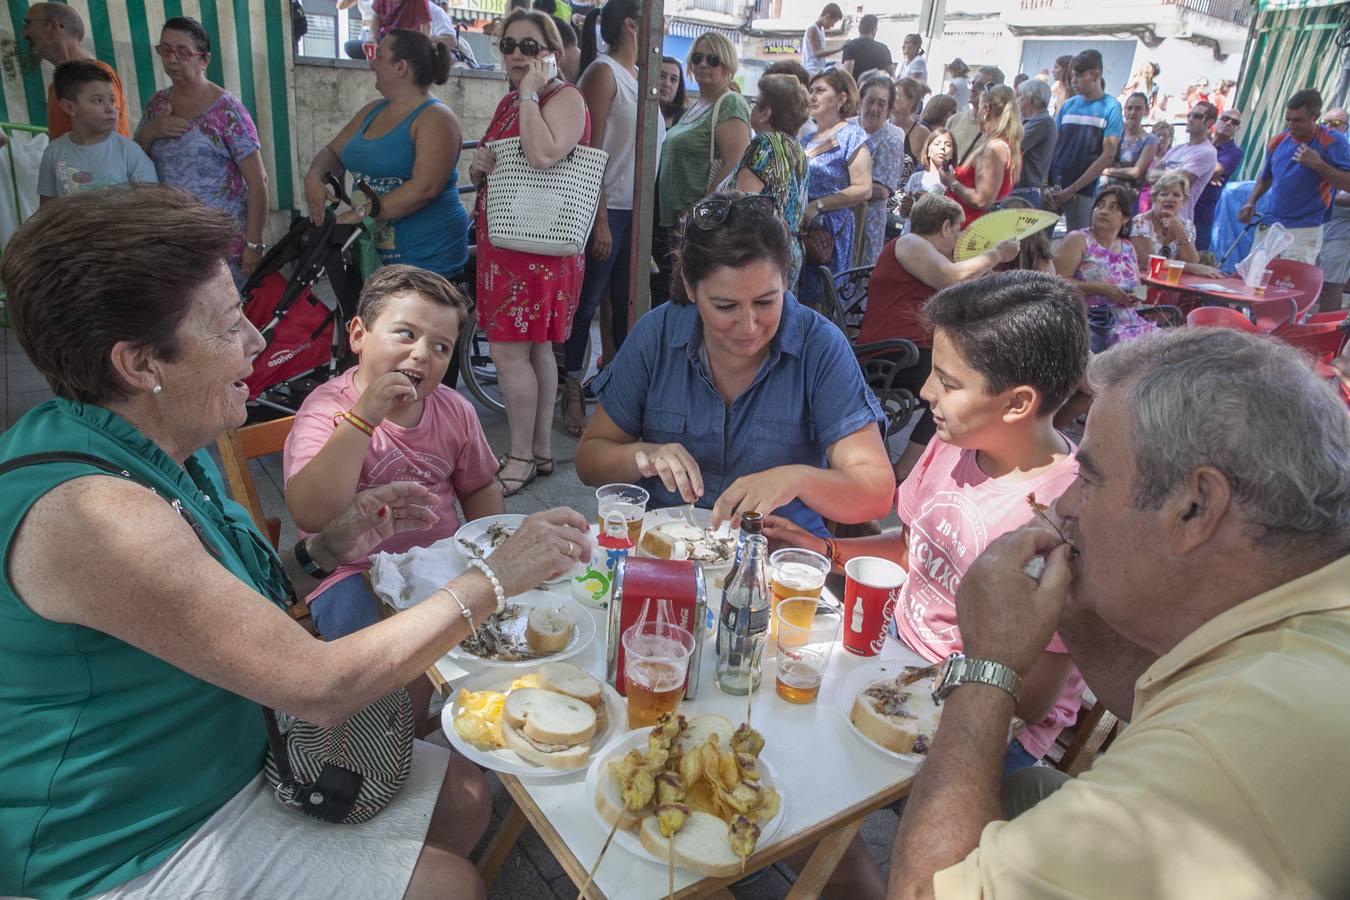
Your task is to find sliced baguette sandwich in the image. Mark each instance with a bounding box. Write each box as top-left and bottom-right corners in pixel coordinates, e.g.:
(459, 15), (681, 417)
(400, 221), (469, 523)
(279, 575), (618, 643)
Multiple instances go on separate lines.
(499, 687), (597, 769)
(526, 606), (575, 653)
(848, 673), (942, 756)
(638, 811), (742, 877)
(539, 661), (607, 732)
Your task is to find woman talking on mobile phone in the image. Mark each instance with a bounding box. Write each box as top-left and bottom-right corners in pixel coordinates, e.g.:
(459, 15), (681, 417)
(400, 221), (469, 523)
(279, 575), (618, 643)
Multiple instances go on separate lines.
(468, 9), (590, 496)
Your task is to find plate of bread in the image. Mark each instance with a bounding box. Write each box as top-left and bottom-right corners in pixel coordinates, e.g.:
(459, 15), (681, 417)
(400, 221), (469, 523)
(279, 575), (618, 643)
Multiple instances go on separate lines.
(447, 661), (623, 778)
(837, 661), (943, 763)
(445, 590), (594, 668)
(585, 714), (787, 877)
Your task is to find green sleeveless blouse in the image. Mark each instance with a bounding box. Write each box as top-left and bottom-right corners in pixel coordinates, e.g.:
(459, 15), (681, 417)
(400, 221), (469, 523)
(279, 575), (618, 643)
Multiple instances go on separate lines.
(0, 399), (288, 898)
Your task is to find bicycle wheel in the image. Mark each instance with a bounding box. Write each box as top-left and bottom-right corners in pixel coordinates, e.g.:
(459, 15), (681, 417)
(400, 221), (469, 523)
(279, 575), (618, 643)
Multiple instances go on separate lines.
(457, 315), (506, 414)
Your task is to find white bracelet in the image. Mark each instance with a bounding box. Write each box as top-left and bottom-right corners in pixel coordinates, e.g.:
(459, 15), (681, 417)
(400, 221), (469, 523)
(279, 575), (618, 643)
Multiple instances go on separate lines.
(441, 585), (477, 635)
(468, 557), (506, 613)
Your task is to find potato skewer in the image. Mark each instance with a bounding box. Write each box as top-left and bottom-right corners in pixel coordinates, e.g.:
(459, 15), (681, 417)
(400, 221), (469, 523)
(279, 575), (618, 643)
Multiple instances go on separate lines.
(656, 772), (688, 900)
(578, 765), (656, 900)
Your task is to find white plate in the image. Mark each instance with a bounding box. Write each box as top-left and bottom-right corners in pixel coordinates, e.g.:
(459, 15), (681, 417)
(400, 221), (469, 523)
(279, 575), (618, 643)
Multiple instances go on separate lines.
(583, 726), (789, 871)
(454, 514), (579, 589)
(444, 665), (625, 780)
(834, 659), (934, 765)
(445, 591), (595, 669)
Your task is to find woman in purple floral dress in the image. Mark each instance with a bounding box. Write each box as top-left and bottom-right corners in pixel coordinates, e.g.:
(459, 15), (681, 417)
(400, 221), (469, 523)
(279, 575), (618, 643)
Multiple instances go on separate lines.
(135, 17), (269, 288)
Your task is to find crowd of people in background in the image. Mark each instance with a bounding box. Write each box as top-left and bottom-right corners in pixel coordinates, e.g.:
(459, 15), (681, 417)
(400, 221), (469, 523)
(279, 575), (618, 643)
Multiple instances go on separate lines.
(4, 3), (1350, 899)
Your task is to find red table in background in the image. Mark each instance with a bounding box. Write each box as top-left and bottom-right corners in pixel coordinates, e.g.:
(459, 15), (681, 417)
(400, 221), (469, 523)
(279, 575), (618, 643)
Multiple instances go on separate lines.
(1142, 272), (1303, 330)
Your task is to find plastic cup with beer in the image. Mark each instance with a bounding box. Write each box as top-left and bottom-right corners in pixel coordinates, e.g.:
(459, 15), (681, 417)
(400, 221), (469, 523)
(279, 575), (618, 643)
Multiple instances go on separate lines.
(1254, 269), (1273, 296)
(1148, 254), (1167, 280)
(596, 483), (649, 548)
(768, 547), (830, 636)
(841, 556), (907, 656)
(622, 613), (695, 728)
(1165, 259), (1185, 285)
(773, 597), (842, 704)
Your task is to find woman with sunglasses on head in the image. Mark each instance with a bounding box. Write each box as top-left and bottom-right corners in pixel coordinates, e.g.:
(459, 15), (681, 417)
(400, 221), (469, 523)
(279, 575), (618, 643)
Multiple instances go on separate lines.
(468, 10), (589, 496)
(576, 192), (895, 535)
(303, 29), (467, 287)
(560, 0), (661, 437)
(797, 67), (873, 306)
(652, 33), (752, 303)
(134, 17), (268, 286)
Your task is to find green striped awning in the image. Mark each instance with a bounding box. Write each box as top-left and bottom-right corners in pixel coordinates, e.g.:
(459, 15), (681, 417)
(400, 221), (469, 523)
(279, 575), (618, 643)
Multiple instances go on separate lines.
(0, 0), (296, 208)
(1233, 0), (1347, 180)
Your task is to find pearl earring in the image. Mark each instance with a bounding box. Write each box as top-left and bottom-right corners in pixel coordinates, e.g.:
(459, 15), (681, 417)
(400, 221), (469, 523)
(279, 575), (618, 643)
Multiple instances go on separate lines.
(153, 384), (162, 394)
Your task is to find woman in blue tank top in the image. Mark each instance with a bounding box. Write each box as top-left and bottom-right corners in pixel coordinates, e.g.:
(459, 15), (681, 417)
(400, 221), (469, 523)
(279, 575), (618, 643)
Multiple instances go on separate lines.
(303, 29), (469, 280)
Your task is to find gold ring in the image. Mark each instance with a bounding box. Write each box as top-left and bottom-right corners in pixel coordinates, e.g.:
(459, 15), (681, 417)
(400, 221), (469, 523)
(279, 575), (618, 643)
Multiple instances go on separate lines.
(566, 541), (575, 558)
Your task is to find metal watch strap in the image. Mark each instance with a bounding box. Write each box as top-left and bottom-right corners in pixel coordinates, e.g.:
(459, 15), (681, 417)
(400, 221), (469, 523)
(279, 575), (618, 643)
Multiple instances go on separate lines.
(293, 537), (331, 579)
(936, 654), (1021, 704)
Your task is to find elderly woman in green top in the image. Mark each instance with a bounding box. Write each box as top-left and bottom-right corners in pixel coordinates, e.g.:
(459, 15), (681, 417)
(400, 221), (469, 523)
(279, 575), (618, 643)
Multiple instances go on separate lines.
(652, 31), (752, 303)
(0, 186), (591, 899)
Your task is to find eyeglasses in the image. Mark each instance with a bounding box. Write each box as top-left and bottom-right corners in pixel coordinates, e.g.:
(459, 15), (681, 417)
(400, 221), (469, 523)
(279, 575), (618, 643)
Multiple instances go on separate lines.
(1218, 115), (1241, 124)
(689, 51), (722, 68)
(498, 36), (544, 57)
(688, 195), (776, 231)
(155, 43), (205, 60)
(1323, 118), (1348, 129)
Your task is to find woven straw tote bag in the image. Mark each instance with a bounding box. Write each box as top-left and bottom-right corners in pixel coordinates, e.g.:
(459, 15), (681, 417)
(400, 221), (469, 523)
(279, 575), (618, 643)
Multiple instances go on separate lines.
(484, 136), (609, 256)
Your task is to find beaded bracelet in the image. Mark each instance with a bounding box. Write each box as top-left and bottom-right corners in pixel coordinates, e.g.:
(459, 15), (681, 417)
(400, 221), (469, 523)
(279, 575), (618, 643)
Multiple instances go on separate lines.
(441, 585), (477, 636)
(332, 410), (376, 437)
(468, 557), (507, 613)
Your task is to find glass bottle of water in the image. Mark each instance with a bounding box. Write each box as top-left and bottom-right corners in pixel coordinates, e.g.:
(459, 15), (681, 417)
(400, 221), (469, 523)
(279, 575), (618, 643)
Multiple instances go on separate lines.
(715, 531), (770, 695)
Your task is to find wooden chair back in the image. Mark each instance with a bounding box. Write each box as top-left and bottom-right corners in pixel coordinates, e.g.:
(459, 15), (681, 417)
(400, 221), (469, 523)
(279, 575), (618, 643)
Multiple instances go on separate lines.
(217, 416), (295, 548)
(1049, 699), (1121, 777)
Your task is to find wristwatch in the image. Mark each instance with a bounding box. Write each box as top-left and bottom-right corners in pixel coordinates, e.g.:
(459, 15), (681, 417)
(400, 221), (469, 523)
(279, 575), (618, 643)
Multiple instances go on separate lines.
(932, 652), (1022, 705)
(294, 537), (332, 579)
(522, 90), (541, 105)
(814, 199), (826, 214)
(245, 240), (268, 254)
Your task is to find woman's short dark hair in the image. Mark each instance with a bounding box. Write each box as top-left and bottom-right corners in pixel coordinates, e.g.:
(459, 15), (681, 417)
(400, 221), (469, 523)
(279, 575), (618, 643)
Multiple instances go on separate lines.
(389, 29), (450, 87)
(672, 191), (792, 303)
(764, 60), (810, 89)
(896, 76), (925, 107)
(755, 74), (809, 135)
(909, 192), (963, 235)
(809, 68), (860, 118)
(947, 57), (970, 78)
(357, 264), (469, 328)
(163, 16), (210, 54)
(1093, 184), (1136, 238)
(858, 71), (897, 111)
(2, 185), (238, 405)
(924, 270), (1088, 414)
(920, 93), (956, 129)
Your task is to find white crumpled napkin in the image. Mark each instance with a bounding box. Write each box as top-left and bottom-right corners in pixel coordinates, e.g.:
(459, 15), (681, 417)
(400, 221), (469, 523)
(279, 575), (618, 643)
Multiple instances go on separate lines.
(369, 537), (467, 611)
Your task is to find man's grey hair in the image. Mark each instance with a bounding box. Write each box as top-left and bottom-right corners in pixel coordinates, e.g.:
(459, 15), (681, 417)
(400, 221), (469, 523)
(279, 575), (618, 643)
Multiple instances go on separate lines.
(1089, 328), (1350, 539)
(977, 65), (1005, 84)
(1017, 77), (1051, 110)
(31, 3), (85, 42)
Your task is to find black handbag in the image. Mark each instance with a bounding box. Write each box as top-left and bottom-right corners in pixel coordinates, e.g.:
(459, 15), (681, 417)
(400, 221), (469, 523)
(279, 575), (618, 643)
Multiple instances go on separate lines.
(0, 450), (414, 824)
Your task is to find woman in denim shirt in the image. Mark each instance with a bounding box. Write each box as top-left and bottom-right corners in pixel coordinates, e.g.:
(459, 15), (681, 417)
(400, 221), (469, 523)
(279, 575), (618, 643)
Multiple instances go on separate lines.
(576, 191), (895, 536)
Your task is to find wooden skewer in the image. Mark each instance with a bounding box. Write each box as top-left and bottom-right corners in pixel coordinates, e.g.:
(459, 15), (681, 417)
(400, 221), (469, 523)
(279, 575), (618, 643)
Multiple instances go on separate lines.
(577, 816), (621, 900)
(668, 835), (675, 900)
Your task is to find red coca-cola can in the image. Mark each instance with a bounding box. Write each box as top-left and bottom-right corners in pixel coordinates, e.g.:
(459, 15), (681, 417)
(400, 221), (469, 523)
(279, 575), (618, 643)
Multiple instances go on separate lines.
(607, 557), (707, 698)
(841, 556), (906, 656)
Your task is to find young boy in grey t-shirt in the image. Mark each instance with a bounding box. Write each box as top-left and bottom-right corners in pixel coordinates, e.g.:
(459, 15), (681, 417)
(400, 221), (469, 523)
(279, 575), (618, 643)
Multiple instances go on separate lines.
(38, 61), (156, 204)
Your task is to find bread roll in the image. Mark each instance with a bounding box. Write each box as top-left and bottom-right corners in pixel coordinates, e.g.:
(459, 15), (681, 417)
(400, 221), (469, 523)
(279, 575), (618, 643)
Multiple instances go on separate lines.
(526, 606), (574, 653)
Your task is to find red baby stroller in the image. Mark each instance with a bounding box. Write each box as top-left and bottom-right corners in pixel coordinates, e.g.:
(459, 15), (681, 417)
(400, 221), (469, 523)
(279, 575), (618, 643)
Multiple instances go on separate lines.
(239, 175), (368, 420)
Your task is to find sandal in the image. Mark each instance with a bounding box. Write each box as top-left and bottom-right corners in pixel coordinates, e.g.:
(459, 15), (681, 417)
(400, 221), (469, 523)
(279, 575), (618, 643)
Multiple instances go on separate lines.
(494, 454), (537, 498)
(562, 376), (586, 438)
(534, 456), (555, 476)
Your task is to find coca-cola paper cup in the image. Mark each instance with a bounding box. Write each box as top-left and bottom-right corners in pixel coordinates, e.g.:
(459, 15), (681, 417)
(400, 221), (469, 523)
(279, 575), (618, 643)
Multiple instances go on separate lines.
(842, 556), (906, 656)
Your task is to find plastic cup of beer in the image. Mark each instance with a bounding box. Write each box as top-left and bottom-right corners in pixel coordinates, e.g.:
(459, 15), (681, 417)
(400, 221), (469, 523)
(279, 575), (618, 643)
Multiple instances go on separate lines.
(622, 618), (694, 728)
(1165, 259), (1185, 285)
(596, 484), (649, 547)
(773, 597), (842, 704)
(1254, 269), (1273, 296)
(769, 548), (830, 636)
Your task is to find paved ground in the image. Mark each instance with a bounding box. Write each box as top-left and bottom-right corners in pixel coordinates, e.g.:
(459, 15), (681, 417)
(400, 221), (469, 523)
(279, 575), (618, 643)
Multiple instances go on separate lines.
(1, 331), (902, 899)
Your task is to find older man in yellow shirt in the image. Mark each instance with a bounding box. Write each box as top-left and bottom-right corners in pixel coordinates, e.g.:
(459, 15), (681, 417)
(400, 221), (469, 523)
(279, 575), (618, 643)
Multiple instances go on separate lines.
(886, 327), (1350, 900)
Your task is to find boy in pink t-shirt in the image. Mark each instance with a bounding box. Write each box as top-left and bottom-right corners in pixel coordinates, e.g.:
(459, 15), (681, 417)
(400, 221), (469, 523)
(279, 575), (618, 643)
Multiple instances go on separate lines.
(284, 265), (503, 639)
(767, 270), (1088, 772)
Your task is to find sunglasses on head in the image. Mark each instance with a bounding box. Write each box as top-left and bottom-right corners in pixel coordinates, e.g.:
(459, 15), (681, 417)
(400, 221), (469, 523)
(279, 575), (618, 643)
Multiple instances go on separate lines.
(688, 195), (776, 231)
(689, 51), (722, 68)
(499, 36), (544, 57)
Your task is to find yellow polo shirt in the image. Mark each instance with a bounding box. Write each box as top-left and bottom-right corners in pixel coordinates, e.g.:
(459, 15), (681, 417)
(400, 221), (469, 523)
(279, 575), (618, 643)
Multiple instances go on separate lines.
(933, 554), (1350, 899)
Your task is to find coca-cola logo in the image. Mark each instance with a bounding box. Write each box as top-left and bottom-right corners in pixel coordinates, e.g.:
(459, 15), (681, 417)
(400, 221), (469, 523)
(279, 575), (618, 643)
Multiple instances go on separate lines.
(265, 342), (310, 368)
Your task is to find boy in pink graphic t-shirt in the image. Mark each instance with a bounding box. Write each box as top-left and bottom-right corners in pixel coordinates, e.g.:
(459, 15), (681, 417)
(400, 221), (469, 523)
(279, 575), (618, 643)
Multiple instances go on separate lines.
(766, 270), (1088, 773)
(284, 266), (503, 641)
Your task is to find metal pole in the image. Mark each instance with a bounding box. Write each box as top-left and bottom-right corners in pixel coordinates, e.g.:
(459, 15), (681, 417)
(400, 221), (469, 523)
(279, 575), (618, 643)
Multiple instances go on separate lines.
(629, 0), (666, 321)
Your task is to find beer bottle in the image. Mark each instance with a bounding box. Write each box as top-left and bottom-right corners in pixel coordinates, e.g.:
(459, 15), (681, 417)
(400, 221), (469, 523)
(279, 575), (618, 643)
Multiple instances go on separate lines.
(708, 511), (763, 635)
(715, 528), (770, 695)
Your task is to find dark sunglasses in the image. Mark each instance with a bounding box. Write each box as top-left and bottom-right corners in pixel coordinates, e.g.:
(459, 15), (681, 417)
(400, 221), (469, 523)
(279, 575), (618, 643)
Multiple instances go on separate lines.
(1218, 115), (1241, 124)
(688, 195), (776, 231)
(689, 51), (722, 68)
(499, 37), (544, 57)
(1323, 118), (1348, 129)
